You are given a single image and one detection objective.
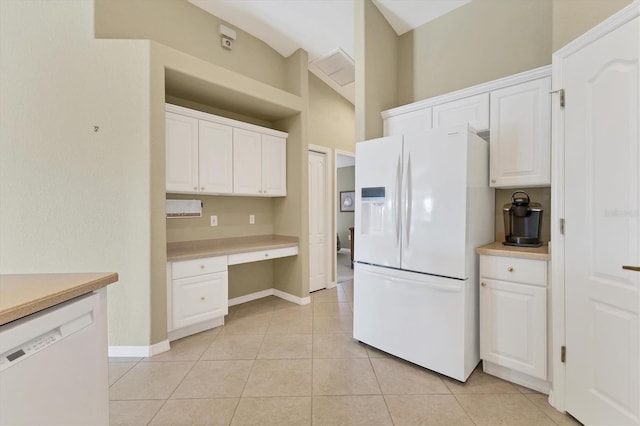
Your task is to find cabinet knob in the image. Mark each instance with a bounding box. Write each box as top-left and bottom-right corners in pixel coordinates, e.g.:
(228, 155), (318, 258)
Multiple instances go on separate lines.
(264, 253), (269, 257)
(201, 187), (205, 191)
(194, 186), (198, 190)
(200, 265), (205, 269)
(481, 282), (486, 287)
(200, 296), (206, 301)
(507, 267), (514, 272)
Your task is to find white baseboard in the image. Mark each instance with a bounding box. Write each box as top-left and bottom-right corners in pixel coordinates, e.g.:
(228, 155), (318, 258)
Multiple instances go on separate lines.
(168, 317), (224, 342)
(273, 288), (311, 305)
(109, 339), (171, 358)
(229, 288), (310, 307)
(483, 361), (551, 394)
(229, 289), (274, 306)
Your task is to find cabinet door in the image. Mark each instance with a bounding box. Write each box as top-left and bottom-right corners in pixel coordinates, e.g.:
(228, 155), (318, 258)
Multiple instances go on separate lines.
(166, 112), (199, 193)
(261, 135), (286, 196)
(432, 93), (489, 131)
(233, 128), (262, 195)
(198, 120), (233, 194)
(480, 278), (547, 379)
(489, 77), (551, 187)
(172, 272), (228, 330)
(383, 108), (432, 136)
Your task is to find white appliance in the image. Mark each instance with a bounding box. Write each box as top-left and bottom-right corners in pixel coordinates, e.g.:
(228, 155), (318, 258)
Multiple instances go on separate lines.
(353, 124), (494, 382)
(0, 291), (109, 425)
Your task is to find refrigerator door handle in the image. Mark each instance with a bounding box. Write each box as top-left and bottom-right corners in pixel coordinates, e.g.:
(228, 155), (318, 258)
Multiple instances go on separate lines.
(404, 154), (412, 247)
(395, 155), (402, 247)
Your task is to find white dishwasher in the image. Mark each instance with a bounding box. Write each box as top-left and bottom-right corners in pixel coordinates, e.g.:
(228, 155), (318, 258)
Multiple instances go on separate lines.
(0, 290), (109, 425)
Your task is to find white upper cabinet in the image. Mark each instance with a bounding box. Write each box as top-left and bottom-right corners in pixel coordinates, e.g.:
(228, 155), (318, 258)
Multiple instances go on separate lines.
(166, 112), (199, 193)
(261, 134), (287, 196)
(233, 129), (287, 196)
(383, 108), (432, 136)
(489, 77), (551, 188)
(233, 128), (262, 195)
(165, 104), (287, 197)
(432, 93), (489, 132)
(198, 120), (233, 194)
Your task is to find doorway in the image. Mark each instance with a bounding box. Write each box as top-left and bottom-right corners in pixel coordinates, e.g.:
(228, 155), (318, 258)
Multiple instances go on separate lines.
(309, 147), (330, 292)
(335, 150), (355, 284)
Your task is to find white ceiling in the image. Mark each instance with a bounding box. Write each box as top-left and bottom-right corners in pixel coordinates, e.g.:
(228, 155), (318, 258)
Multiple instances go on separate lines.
(189, 0), (471, 103)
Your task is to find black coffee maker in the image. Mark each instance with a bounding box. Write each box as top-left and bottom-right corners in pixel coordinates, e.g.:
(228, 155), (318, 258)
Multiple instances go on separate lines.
(503, 191), (543, 247)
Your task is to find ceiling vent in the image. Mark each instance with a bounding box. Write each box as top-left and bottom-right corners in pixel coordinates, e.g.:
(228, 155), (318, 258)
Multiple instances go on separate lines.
(311, 49), (355, 87)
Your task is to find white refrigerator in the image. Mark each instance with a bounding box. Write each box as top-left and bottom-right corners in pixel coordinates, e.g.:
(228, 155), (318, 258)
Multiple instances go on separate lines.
(353, 124), (494, 382)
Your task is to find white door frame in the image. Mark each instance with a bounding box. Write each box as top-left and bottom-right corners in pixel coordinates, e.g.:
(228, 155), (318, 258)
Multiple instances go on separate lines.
(309, 144), (333, 290)
(549, 2), (640, 413)
(334, 149), (355, 285)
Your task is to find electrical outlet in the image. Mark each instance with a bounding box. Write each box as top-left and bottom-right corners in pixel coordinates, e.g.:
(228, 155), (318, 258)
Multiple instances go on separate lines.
(249, 214), (255, 225)
(210, 215), (218, 227)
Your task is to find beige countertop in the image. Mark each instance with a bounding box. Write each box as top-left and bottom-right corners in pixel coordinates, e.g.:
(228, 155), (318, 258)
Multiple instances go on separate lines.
(476, 241), (550, 261)
(167, 235), (299, 262)
(0, 272), (119, 325)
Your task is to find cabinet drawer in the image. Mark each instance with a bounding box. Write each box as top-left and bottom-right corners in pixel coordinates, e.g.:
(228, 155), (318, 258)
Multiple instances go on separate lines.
(227, 246), (298, 265)
(172, 256), (228, 279)
(480, 256), (547, 286)
(172, 272), (228, 330)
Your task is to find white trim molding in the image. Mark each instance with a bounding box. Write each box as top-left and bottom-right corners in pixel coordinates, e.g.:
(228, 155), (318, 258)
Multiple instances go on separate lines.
(108, 339), (171, 358)
(381, 65), (552, 119)
(229, 288), (311, 307)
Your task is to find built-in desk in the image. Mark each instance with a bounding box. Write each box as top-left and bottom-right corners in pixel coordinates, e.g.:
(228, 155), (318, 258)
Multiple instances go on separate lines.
(166, 235), (299, 341)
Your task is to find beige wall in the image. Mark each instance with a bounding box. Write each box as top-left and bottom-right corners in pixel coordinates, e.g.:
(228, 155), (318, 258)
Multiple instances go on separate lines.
(403, 0), (552, 103)
(0, 0), (154, 346)
(552, 0), (634, 51)
(95, 0), (288, 92)
(355, 0), (399, 141)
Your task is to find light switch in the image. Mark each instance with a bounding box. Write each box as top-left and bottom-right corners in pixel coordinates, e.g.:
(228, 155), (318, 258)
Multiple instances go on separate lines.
(210, 215), (218, 227)
(249, 214), (255, 225)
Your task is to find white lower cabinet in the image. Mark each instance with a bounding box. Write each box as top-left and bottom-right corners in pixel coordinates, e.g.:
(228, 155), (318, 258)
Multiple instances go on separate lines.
(167, 256), (228, 341)
(479, 254), (550, 392)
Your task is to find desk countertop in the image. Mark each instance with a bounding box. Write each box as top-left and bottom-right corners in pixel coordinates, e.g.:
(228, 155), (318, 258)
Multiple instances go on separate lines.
(167, 235), (299, 262)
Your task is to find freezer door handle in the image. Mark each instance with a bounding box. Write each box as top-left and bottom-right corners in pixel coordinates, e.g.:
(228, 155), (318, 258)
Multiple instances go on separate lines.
(395, 155), (402, 247)
(404, 154), (412, 247)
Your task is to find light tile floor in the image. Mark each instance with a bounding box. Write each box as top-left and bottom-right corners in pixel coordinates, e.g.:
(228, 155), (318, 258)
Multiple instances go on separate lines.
(109, 281), (581, 425)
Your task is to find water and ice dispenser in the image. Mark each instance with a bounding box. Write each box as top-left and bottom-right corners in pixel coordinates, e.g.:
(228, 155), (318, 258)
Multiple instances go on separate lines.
(360, 187), (386, 235)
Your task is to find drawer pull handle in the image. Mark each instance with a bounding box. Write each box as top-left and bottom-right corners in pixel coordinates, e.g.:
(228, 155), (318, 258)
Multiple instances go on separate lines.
(481, 282), (486, 287)
(507, 267), (514, 272)
(623, 265), (640, 272)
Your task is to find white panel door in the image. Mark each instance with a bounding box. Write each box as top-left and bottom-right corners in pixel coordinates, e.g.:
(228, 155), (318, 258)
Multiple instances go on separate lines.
(563, 17), (639, 425)
(166, 112), (199, 193)
(384, 108), (432, 136)
(432, 93), (490, 131)
(402, 126), (468, 278)
(480, 278), (547, 379)
(198, 120), (233, 194)
(262, 135), (287, 196)
(308, 150), (328, 292)
(233, 128), (262, 195)
(355, 136), (403, 268)
(489, 77), (551, 188)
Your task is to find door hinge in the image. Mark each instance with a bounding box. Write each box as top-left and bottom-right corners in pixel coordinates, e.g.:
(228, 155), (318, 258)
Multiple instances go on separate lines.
(561, 346), (566, 363)
(550, 88), (565, 107)
(560, 218), (565, 235)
